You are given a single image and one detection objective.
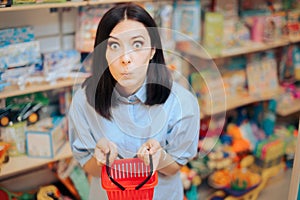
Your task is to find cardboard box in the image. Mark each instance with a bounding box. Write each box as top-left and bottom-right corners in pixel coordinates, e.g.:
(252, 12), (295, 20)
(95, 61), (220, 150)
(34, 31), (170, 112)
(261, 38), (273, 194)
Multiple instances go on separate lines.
(25, 116), (67, 158)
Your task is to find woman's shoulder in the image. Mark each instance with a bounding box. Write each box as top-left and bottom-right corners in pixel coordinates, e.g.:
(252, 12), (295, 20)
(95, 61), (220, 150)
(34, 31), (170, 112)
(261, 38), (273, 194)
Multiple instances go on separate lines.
(171, 82), (197, 102)
(169, 82), (199, 110)
(71, 86), (88, 106)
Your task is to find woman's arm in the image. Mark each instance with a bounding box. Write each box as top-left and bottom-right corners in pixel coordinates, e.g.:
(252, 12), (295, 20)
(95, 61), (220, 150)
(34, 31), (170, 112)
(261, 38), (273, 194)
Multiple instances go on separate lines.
(83, 156), (102, 177)
(137, 139), (182, 176)
(157, 149), (182, 176)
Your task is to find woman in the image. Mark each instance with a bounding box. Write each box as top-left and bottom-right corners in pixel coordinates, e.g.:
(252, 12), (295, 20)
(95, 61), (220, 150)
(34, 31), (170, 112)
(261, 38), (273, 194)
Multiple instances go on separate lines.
(68, 3), (200, 200)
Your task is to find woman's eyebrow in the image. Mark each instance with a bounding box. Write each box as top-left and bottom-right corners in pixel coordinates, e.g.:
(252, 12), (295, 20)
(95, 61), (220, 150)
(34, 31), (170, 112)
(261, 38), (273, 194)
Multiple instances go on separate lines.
(108, 35), (119, 40)
(131, 35), (145, 40)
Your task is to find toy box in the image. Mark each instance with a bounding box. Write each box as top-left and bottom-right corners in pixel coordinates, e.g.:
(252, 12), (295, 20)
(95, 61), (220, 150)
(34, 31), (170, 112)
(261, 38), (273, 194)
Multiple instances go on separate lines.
(25, 116), (67, 158)
(0, 26), (35, 47)
(203, 12), (224, 55)
(172, 0), (201, 42)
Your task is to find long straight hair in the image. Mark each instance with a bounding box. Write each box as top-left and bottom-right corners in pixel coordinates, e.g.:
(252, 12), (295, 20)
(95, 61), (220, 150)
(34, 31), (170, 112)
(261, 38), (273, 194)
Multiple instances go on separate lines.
(83, 3), (172, 120)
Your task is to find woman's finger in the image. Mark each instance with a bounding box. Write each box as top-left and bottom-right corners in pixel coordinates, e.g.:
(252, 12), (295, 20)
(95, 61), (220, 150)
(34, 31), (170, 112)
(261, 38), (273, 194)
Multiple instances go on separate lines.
(94, 147), (106, 165)
(108, 142), (118, 165)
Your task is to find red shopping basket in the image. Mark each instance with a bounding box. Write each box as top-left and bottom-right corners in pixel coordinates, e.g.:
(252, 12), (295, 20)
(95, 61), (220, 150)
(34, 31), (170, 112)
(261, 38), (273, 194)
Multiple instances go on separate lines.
(101, 153), (158, 200)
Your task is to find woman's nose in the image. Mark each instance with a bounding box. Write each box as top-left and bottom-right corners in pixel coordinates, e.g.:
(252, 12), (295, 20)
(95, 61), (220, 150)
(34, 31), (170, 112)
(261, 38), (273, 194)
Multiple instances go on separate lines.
(121, 53), (131, 65)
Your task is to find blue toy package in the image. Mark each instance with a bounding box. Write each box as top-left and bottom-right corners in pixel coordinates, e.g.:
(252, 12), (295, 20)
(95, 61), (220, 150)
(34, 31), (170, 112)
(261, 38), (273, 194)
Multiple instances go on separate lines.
(172, 0), (201, 42)
(0, 41), (41, 69)
(262, 100), (276, 136)
(293, 45), (300, 81)
(0, 26), (35, 47)
(0, 26), (40, 91)
(43, 49), (81, 74)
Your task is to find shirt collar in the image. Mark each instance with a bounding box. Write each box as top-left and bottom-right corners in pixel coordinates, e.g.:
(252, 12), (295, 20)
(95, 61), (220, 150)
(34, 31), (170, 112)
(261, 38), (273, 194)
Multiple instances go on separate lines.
(114, 82), (147, 104)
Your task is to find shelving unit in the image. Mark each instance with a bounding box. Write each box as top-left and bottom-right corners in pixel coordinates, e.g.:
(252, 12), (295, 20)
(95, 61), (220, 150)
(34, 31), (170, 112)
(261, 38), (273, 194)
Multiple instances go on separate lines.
(177, 38), (291, 60)
(177, 37), (300, 117)
(0, 141), (72, 178)
(0, 2), (86, 12)
(0, 77), (86, 99)
(88, 0), (150, 6)
(203, 88), (284, 116)
(0, 0), (151, 12)
(0, 76), (85, 180)
(277, 99), (300, 117)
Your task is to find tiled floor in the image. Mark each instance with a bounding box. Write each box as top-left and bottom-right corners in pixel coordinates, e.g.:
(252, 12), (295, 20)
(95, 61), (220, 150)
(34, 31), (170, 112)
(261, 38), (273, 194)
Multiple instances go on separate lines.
(259, 168), (291, 199)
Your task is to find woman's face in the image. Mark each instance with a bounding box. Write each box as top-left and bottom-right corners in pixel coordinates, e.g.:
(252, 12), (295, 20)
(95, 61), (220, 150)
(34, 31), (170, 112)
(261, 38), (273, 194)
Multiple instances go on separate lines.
(106, 19), (155, 96)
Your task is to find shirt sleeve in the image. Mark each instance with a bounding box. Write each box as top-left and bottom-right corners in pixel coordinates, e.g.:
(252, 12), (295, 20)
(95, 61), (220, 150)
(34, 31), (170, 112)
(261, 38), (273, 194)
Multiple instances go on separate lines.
(68, 88), (96, 167)
(165, 87), (200, 166)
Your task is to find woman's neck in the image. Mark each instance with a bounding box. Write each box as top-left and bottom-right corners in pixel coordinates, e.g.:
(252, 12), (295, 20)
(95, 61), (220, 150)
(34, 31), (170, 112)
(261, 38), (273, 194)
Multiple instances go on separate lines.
(116, 84), (140, 97)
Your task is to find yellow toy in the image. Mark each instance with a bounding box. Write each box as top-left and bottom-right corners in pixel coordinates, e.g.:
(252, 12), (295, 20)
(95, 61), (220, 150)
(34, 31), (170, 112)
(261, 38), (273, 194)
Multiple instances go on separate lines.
(37, 185), (61, 200)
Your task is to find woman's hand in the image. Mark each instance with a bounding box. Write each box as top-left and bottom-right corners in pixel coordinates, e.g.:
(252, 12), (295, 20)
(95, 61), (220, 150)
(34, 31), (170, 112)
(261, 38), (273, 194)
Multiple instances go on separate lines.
(137, 139), (163, 170)
(94, 138), (118, 166)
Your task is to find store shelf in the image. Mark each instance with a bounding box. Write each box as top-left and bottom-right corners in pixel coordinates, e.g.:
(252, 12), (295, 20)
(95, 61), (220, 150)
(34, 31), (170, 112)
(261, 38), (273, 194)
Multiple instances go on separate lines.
(0, 1), (87, 12)
(0, 141), (72, 178)
(202, 88), (284, 116)
(277, 99), (300, 116)
(0, 77), (86, 99)
(177, 39), (290, 60)
(288, 35), (300, 43)
(88, 0), (150, 5)
(0, 0), (150, 12)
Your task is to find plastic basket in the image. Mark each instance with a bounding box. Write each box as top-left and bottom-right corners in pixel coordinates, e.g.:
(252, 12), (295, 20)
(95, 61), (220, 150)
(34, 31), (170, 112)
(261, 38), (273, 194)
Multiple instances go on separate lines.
(101, 153), (158, 200)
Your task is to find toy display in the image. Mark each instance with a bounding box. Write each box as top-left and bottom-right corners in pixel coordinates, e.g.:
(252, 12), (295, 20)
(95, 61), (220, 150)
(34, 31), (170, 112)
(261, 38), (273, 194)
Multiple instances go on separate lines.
(37, 185), (61, 200)
(203, 12), (224, 55)
(0, 102), (43, 127)
(206, 149), (235, 170)
(2, 92), (49, 127)
(26, 116), (67, 158)
(0, 121), (26, 156)
(246, 51), (279, 96)
(208, 155), (262, 197)
(0, 26), (35, 48)
(180, 165), (202, 191)
(207, 158), (284, 200)
(0, 142), (10, 170)
(0, 187), (35, 200)
(43, 49), (83, 84)
(75, 4), (112, 52)
(180, 164), (202, 200)
(172, 0), (201, 42)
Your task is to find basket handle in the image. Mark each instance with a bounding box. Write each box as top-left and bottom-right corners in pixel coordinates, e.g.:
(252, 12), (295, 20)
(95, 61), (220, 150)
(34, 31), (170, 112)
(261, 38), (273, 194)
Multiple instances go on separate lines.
(105, 152), (154, 191)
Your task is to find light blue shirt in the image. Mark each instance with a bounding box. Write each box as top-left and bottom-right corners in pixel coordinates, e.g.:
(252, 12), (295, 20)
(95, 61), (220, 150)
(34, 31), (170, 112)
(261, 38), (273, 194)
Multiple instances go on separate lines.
(68, 81), (200, 200)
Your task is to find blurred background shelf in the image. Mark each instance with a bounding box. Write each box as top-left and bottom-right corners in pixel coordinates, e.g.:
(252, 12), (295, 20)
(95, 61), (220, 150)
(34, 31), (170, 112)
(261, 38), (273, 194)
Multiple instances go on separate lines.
(0, 141), (72, 179)
(0, 77), (86, 99)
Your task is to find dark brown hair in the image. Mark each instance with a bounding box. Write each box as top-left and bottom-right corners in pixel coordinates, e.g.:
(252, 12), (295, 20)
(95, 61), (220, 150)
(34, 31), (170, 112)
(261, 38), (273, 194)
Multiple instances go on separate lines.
(83, 3), (172, 119)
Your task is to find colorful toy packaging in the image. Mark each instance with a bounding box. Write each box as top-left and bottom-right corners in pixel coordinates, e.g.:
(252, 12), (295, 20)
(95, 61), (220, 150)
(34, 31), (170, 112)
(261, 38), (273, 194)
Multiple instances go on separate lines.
(0, 26), (42, 90)
(1, 121), (27, 156)
(25, 116), (67, 158)
(172, 0), (201, 42)
(0, 26), (35, 47)
(75, 4), (112, 52)
(203, 12), (224, 55)
(253, 136), (285, 170)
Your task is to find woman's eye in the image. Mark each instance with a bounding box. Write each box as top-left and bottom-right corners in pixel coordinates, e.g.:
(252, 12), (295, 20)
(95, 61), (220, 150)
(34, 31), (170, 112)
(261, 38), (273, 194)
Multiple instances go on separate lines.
(133, 41), (143, 49)
(108, 42), (120, 50)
